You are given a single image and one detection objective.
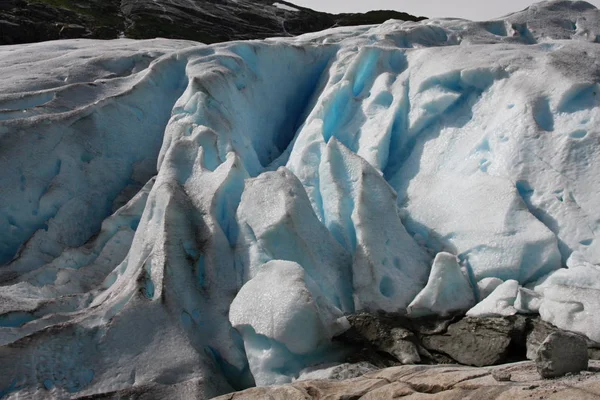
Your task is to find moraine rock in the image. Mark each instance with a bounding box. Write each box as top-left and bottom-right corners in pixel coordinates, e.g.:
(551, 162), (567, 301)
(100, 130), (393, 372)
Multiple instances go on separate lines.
(295, 362), (380, 382)
(536, 332), (589, 379)
(526, 317), (600, 361)
(420, 316), (528, 367)
(336, 313), (534, 368)
(334, 313), (423, 366)
(526, 317), (564, 360)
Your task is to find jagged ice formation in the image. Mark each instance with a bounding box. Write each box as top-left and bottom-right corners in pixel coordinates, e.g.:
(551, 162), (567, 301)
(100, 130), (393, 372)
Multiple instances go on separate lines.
(2, 1), (600, 398)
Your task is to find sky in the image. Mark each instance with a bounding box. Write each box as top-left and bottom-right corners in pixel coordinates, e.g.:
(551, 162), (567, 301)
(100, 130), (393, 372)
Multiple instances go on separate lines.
(292, 0), (600, 21)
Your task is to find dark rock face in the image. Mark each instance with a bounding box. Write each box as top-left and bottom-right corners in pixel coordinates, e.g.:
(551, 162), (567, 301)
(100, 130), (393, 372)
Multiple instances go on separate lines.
(336, 312), (530, 368)
(0, 0), (122, 45)
(526, 317), (561, 360)
(0, 0), (425, 45)
(335, 312), (468, 367)
(421, 316), (528, 367)
(335, 313), (425, 368)
(336, 313), (596, 376)
(536, 332), (589, 379)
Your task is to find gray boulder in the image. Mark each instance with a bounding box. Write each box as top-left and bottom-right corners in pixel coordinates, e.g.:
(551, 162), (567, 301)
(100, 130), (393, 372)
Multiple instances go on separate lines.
(421, 316), (527, 367)
(526, 317), (600, 361)
(526, 317), (560, 360)
(536, 332), (589, 378)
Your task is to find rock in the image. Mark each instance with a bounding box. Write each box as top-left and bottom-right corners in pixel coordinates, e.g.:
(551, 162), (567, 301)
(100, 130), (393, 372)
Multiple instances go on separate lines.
(421, 316), (527, 367)
(386, 328), (422, 364)
(337, 313), (534, 367)
(343, 347), (404, 369)
(213, 361), (600, 400)
(335, 313), (422, 366)
(410, 316), (456, 336)
(58, 24), (89, 39)
(492, 369), (512, 382)
(589, 347), (600, 361)
(526, 317), (600, 361)
(536, 332), (589, 379)
(526, 317), (562, 360)
(296, 362), (379, 381)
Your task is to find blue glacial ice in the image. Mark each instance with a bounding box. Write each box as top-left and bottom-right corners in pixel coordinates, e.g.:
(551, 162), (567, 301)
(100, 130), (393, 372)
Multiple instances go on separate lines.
(2, 1), (600, 397)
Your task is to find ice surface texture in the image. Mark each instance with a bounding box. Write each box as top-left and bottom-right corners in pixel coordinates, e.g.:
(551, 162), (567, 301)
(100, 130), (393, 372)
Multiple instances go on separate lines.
(2, 1), (600, 397)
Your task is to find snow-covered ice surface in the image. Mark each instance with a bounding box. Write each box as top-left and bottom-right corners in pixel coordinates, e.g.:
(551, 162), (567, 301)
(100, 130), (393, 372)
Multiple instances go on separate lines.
(2, 1), (600, 397)
(272, 2), (300, 12)
(407, 252), (475, 317)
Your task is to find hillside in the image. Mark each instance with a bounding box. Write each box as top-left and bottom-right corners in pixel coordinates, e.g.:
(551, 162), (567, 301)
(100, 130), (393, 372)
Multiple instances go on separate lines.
(0, 0), (425, 45)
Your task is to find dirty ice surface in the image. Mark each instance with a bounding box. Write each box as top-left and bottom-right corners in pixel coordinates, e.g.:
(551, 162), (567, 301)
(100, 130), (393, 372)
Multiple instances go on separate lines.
(2, 1), (600, 397)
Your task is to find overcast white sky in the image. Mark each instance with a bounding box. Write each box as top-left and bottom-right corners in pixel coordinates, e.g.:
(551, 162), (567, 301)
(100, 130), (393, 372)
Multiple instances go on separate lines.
(292, 0), (600, 20)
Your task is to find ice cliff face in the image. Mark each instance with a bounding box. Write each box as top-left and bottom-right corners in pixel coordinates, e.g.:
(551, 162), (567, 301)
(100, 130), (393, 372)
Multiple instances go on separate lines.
(2, 1), (600, 398)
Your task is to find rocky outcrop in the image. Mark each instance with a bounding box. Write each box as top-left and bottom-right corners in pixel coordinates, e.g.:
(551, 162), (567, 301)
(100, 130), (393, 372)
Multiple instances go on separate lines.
(0, 0), (122, 45)
(335, 313), (426, 367)
(213, 362), (600, 400)
(335, 312), (600, 371)
(336, 313), (530, 367)
(0, 0), (425, 45)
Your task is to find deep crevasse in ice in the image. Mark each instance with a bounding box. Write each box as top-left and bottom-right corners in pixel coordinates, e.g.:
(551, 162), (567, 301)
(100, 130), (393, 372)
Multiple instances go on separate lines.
(2, 1), (600, 397)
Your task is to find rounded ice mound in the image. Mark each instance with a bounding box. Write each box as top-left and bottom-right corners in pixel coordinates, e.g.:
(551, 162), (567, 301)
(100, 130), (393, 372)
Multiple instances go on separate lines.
(229, 260), (348, 385)
(230, 260), (347, 355)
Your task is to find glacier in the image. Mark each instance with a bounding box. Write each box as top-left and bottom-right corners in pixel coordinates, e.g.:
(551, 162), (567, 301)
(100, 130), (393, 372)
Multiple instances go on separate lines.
(2, 0), (600, 397)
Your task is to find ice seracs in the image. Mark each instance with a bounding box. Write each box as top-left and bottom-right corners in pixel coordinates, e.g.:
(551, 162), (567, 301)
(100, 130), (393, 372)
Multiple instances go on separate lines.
(318, 139), (431, 313)
(408, 252), (475, 317)
(2, 1), (600, 397)
(236, 167), (354, 313)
